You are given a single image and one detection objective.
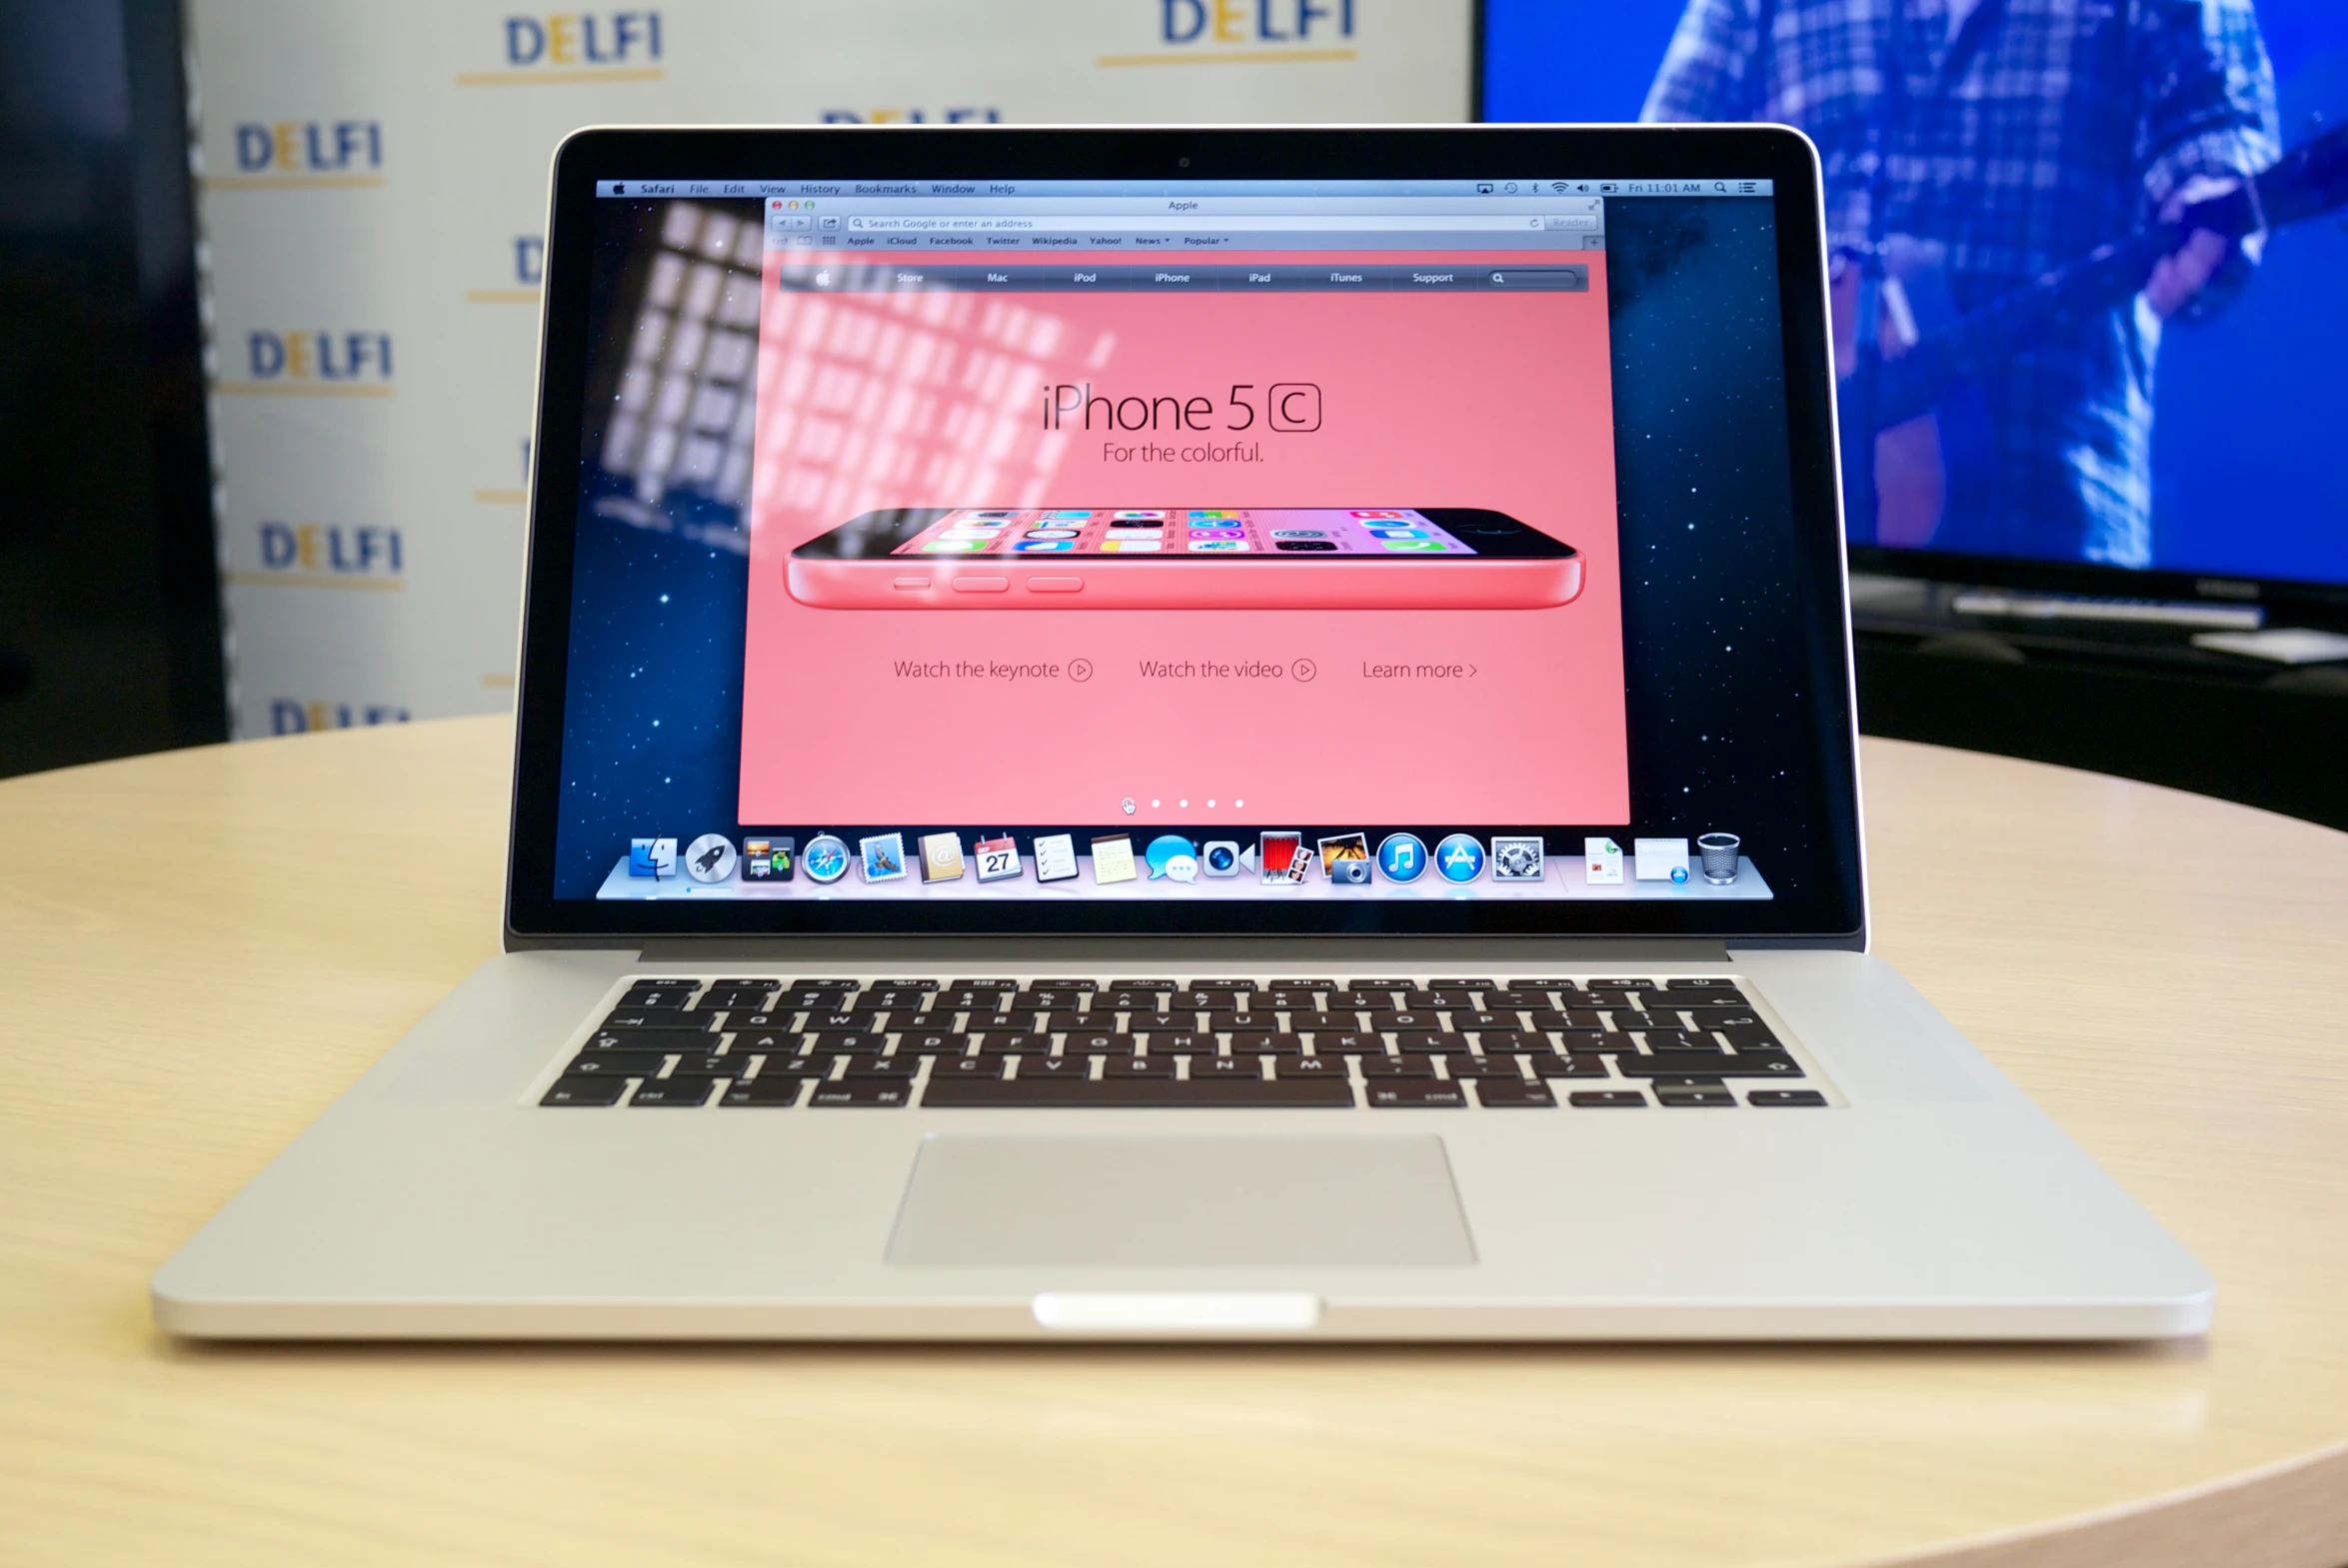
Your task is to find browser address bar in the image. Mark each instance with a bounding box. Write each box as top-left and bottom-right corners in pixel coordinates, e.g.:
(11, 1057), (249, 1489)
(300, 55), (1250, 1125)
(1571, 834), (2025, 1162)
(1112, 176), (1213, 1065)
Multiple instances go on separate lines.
(844, 214), (1599, 233)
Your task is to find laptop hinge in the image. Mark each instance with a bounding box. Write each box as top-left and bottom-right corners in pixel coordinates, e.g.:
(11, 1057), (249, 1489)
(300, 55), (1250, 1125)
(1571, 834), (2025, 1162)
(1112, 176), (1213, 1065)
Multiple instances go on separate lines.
(629, 935), (1737, 966)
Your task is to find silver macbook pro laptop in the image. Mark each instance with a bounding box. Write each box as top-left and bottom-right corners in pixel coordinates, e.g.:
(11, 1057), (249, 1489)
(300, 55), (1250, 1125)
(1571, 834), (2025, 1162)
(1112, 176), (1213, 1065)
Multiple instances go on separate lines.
(152, 124), (2211, 1339)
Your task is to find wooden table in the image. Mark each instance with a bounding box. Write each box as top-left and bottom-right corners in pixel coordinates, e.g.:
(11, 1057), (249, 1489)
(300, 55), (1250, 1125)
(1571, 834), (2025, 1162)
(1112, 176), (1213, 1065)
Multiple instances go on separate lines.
(3, 717), (2345, 1567)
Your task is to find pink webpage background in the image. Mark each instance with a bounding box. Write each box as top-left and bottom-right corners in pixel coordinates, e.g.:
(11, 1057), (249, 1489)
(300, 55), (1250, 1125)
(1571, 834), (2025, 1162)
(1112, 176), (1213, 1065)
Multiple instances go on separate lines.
(740, 249), (1628, 827)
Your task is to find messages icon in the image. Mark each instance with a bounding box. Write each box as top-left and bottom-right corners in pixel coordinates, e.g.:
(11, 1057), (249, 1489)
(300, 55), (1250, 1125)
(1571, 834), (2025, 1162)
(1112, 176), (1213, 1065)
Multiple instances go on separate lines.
(1145, 834), (1198, 882)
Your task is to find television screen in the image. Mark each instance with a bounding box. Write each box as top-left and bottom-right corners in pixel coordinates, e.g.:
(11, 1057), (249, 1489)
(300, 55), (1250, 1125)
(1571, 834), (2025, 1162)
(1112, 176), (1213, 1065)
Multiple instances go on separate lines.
(1486, 0), (2348, 604)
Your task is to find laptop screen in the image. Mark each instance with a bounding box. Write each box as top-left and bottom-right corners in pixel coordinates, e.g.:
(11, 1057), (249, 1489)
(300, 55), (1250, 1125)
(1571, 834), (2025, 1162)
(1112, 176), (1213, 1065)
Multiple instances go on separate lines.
(522, 136), (1857, 937)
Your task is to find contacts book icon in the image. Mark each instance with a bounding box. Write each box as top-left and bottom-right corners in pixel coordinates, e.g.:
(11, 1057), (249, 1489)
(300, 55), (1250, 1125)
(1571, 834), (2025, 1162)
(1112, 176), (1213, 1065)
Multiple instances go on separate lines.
(919, 832), (965, 882)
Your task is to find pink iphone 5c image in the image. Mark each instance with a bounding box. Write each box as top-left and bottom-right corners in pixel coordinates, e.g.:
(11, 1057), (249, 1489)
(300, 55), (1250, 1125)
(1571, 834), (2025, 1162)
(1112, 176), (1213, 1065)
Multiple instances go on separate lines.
(785, 508), (1582, 611)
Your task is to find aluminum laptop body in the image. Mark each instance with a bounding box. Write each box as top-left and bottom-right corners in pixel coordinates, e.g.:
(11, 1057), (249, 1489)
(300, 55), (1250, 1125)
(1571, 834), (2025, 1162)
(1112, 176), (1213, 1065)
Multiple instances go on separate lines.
(152, 125), (2212, 1340)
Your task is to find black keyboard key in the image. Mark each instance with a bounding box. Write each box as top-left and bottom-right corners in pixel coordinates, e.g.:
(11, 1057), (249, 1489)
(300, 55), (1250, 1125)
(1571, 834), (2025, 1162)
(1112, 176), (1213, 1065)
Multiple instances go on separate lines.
(1102, 989), (1165, 1011)
(1186, 978), (1254, 990)
(1586, 977), (1662, 991)
(1184, 1055), (1262, 1078)
(1272, 1055), (1348, 1078)
(1656, 1085), (1736, 1107)
(1617, 1054), (1802, 1079)
(1749, 1089), (1828, 1107)
(1445, 1055), (1527, 1079)
(597, 1010), (707, 1032)
(1133, 1031), (1213, 1053)
(668, 1055), (738, 1078)
(1472, 1079), (1556, 1107)
(751, 1054), (832, 1080)
(564, 1050), (666, 1077)
(1101, 1054), (1176, 1079)
(1256, 991), (1324, 1012)
(1169, 990), (1249, 1010)
(541, 1076), (627, 1106)
(1017, 1054), (1095, 1079)
(1220, 1012), (1275, 1033)
(805, 1031), (890, 1052)
(1346, 977), (1416, 989)
(628, 1081), (711, 1106)
(842, 1056), (919, 1078)
(1021, 989), (1094, 1010)
(1131, 1012), (1199, 1033)
(1449, 1011), (1516, 1031)
(1525, 1053), (1610, 1078)
(932, 990), (1000, 1011)
(723, 1079), (806, 1105)
(616, 987), (691, 1008)
(1365, 1082), (1466, 1108)
(921, 1076), (1353, 1108)
(1061, 1031), (1131, 1054)
(1036, 1010), (1114, 1034)
(711, 976), (783, 987)
(722, 1010), (796, 1031)
(1324, 992), (1392, 1011)
(972, 1033), (1054, 1056)
(947, 978), (1020, 990)
(1399, 990), (1479, 1009)
(1567, 1090), (1647, 1108)
(1023, 978), (1101, 990)
(895, 1030), (966, 1053)
(1470, 1031), (1544, 1053)
(1639, 1030), (1727, 1054)
(1505, 979), (1583, 991)
(625, 975), (698, 988)
(1664, 978), (1747, 999)
(726, 1029), (800, 1055)
(810, 1082), (912, 1107)
(1355, 1052), (1439, 1077)
(1228, 1033), (1306, 1054)
(1529, 1009), (1609, 1031)
(580, 1027), (708, 1052)
(1484, 989), (1556, 1008)
(1391, 1032), (1471, 1055)
(1720, 1025), (1788, 1054)
(1363, 1010), (1440, 1031)
(1268, 978), (1338, 990)
(1551, 1030), (1616, 1054)
(929, 1054), (1011, 1079)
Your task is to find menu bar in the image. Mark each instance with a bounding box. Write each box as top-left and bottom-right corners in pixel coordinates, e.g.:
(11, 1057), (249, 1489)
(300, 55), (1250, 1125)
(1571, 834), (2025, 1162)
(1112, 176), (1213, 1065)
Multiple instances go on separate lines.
(776, 262), (1592, 293)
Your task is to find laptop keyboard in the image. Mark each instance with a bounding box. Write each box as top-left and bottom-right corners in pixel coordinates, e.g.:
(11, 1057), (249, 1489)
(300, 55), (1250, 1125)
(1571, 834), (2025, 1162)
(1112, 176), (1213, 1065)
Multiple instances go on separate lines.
(537, 976), (1828, 1109)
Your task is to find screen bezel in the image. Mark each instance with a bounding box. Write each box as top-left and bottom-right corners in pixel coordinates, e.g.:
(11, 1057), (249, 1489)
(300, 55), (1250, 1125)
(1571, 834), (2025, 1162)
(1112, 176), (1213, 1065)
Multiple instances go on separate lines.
(795, 508), (1576, 561)
(506, 125), (1862, 944)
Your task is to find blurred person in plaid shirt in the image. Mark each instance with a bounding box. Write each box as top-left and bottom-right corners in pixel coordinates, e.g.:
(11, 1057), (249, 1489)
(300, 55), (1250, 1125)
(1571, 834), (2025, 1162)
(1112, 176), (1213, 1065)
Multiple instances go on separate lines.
(1644, 0), (2279, 567)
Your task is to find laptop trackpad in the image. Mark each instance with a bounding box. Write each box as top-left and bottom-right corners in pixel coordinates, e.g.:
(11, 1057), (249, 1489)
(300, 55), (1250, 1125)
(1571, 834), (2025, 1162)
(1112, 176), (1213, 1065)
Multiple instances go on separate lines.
(887, 1135), (1475, 1266)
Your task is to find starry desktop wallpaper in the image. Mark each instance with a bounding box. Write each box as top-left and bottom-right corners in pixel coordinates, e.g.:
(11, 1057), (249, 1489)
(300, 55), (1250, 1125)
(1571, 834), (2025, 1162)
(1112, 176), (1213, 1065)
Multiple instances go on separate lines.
(547, 196), (1857, 917)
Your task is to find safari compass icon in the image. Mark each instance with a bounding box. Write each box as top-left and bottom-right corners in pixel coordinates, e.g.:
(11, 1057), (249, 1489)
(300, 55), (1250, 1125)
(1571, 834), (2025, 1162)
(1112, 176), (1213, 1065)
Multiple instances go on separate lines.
(802, 833), (851, 884)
